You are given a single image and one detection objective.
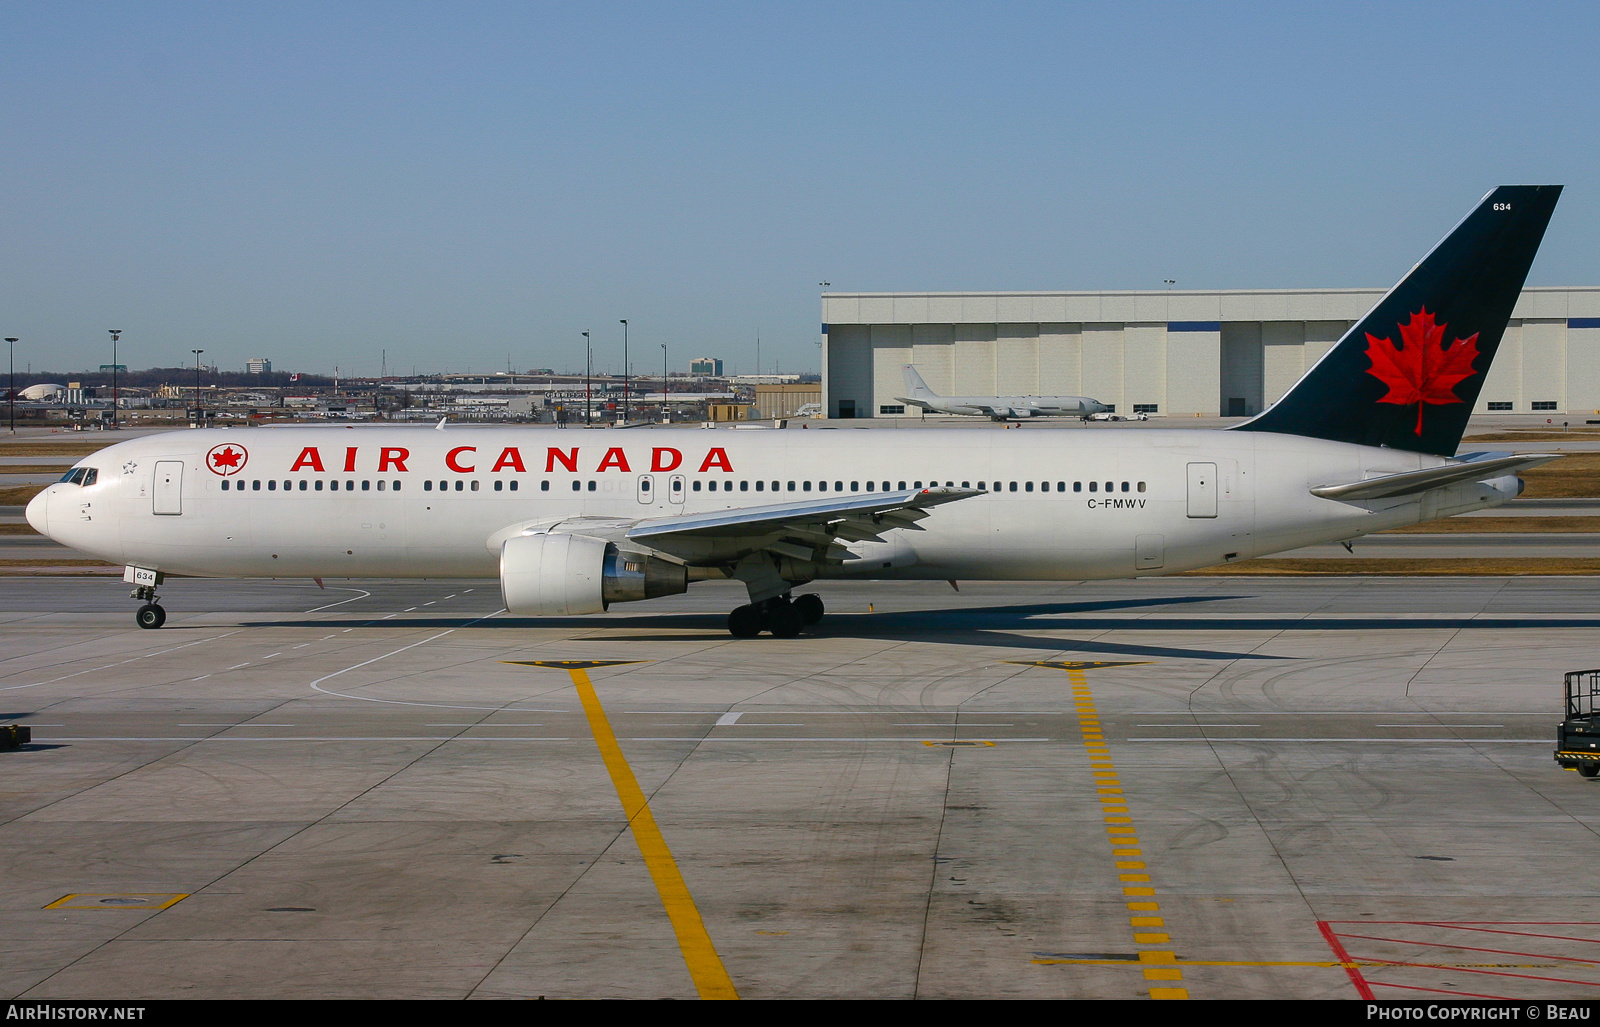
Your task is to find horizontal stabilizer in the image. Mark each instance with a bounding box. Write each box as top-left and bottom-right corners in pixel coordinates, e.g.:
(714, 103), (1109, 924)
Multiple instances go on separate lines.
(1310, 453), (1557, 501)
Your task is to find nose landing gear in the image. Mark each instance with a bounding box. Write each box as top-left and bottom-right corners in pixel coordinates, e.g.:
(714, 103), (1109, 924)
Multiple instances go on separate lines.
(131, 583), (166, 629)
(726, 593), (824, 638)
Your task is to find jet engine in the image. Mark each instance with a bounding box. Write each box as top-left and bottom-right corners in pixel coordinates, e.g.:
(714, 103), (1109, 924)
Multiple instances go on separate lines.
(500, 533), (687, 615)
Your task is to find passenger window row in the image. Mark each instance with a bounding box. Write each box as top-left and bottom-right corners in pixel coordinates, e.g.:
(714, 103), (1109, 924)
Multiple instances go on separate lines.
(223, 479), (402, 492)
(424, 480), (523, 492)
(216, 476), (1146, 496)
(674, 479), (1147, 494)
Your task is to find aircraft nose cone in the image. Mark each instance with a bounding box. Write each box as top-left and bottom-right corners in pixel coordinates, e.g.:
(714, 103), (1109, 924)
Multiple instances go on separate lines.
(25, 488), (49, 537)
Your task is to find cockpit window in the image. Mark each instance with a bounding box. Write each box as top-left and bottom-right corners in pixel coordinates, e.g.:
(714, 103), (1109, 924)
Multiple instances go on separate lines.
(59, 467), (97, 486)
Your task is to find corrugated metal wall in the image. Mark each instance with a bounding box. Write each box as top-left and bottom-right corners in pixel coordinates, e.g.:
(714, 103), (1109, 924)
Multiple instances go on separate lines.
(824, 288), (1600, 417)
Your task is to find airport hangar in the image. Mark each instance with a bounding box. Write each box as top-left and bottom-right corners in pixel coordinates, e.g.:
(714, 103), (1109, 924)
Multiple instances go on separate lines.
(821, 286), (1600, 419)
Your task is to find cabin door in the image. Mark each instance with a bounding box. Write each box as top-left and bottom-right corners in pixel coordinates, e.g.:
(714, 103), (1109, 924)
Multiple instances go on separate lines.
(153, 461), (183, 516)
(1186, 462), (1217, 518)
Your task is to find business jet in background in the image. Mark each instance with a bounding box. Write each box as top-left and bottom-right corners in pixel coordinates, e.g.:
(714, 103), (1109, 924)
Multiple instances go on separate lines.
(896, 365), (1108, 420)
(28, 186), (1562, 639)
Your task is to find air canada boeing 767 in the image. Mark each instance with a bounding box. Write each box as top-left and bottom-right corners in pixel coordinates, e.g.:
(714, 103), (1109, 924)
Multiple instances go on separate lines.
(28, 186), (1563, 638)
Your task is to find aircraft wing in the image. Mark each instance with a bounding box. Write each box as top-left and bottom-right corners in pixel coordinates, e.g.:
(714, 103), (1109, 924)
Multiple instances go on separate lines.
(1309, 452), (1558, 501)
(627, 487), (981, 562)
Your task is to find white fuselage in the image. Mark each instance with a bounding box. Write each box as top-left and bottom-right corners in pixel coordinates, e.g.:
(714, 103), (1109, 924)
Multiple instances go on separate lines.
(28, 425), (1516, 583)
(903, 395), (1105, 418)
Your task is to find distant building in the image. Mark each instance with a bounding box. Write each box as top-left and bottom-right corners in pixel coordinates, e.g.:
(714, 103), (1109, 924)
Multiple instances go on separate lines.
(690, 357), (724, 376)
(246, 358), (272, 375)
(824, 286), (1600, 418)
(706, 402), (751, 422)
(752, 383), (822, 420)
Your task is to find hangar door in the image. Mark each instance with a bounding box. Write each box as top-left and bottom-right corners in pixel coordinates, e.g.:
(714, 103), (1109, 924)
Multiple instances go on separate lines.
(153, 461), (184, 516)
(1186, 462), (1217, 518)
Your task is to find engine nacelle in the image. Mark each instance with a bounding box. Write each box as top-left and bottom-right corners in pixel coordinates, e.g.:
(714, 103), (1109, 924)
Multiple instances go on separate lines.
(500, 533), (687, 615)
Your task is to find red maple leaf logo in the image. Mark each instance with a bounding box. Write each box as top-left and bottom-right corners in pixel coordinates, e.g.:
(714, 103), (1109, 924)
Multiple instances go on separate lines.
(1365, 308), (1479, 436)
(206, 444), (247, 475)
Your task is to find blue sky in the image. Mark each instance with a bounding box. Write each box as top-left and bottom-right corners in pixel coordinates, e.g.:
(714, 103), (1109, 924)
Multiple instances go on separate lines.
(3, 1), (1596, 377)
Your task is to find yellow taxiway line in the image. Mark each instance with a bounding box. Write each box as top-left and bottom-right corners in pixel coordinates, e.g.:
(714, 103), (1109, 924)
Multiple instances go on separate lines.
(505, 660), (737, 999)
(566, 666), (739, 1000)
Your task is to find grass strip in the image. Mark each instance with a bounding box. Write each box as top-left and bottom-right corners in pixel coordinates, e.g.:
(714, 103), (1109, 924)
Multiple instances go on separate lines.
(1381, 516), (1600, 533)
(0, 464), (74, 475)
(0, 441), (118, 457)
(0, 485), (47, 505)
(1182, 558), (1600, 575)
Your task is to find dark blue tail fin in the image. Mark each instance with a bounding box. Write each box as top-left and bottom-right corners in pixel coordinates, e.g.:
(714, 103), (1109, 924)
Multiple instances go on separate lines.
(1235, 185), (1561, 456)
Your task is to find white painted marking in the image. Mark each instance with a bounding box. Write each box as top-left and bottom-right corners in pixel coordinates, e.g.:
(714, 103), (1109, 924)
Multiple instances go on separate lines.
(426, 723), (544, 727)
(381, 614), (397, 620)
(1126, 737), (1549, 743)
(307, 609), (526, 711)
(263, 653), (282, 659)
(1373, 723), (1504, 728)
(191, 674), (211, 681)
(1137, 723), (1261, 728)
(896, 722), (1014, 726)
(226, 663), (251, 670)
(404, 608), (418, 612)
(51, 736), (573, 742)
(628, 737), (1047, 742)
(305, 588), (372, 613)
(0, 631), (242, 692)
(714, 712), (742, 726)
(292, 644), (310, 649)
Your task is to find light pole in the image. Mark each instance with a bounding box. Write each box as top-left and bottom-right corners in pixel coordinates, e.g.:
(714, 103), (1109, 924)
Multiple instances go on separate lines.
(192, 350), (204, 426)
(661, 343), (668, 423)
(619, 319), (629, 423)
(108, 330), (121, 428)
(4, 338), (16, 434)
(582, 331), (591, 424)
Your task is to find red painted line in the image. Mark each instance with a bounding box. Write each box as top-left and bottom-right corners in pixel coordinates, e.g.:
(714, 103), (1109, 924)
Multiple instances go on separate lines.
(1317, 921), (1374, 1000)
(1370, 980), (1513, 1001)
(1410, 923), (1600, 947)
(1331, 931), (1600, 970)
(1324, 921), (1600, 926)
(1357, 956), (1600, 990)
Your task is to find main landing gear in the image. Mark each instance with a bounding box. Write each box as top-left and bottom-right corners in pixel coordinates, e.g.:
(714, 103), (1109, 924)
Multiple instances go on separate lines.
(131, 584), (166, 629)
(727, 593), (825, 638)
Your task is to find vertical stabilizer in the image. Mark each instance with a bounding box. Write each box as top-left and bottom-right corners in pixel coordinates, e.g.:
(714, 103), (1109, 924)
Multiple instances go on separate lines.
(1235, 185), (1561, 456)
(902, 365), (937, 398)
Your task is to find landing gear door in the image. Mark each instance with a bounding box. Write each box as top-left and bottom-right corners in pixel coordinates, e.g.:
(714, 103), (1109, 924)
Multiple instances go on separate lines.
(153, 460), (183, 516)
(1186, 462), (1217, 518)
(669, 474), (685, 504)
(636, 474), (655, 504)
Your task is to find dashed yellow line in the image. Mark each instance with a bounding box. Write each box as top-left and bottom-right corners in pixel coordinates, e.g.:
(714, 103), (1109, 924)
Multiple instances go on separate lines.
(566, 666), (739, 1000)
(1068, 666), (1187, 1000)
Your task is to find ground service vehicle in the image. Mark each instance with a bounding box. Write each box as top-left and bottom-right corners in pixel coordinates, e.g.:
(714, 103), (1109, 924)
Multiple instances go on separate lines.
(1556, 669), (1600, 777)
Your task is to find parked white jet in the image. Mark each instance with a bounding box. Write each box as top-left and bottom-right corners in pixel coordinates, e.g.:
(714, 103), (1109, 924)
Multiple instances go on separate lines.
(28, 186), (1562, 638)
(896, 364), (1107, 420)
